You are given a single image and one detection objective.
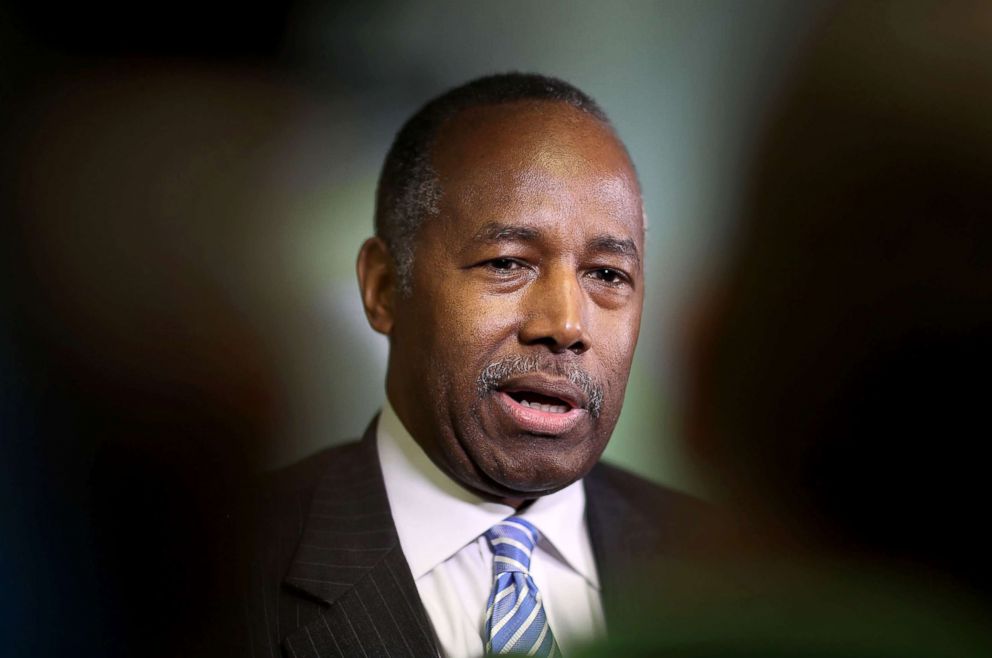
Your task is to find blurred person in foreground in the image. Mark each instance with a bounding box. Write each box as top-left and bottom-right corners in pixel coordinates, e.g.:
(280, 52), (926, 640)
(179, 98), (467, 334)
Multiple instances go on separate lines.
(241, 73), (715, 658)
(579, 2), (992, 656)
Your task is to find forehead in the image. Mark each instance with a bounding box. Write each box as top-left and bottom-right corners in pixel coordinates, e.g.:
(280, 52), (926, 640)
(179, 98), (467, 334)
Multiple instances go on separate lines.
(429, 101), (643, 235)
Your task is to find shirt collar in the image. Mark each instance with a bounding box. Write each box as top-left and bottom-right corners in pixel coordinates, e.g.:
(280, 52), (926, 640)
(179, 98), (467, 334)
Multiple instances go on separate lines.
(376, 400), (599, 588)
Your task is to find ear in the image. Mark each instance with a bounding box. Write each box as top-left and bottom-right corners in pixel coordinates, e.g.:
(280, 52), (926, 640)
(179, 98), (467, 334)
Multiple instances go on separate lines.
(356, 237), (396, 335)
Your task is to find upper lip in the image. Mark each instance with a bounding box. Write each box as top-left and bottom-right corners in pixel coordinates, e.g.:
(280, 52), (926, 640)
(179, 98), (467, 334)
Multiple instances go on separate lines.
(497, 373), (588, 410)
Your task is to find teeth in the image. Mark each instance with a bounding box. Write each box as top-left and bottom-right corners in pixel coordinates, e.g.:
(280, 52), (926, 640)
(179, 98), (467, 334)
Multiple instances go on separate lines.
(519, 400), (569, 413)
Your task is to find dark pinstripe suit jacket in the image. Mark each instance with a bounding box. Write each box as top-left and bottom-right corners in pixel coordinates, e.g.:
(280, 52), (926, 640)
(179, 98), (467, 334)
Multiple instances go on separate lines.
(242, 420), (711, 658)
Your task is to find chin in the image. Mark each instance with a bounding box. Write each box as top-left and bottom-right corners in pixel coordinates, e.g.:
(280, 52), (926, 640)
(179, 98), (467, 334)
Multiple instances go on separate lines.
(469, 438), (604, 500)
(436, 395), (614, 501)
(474, 475), (570, 503)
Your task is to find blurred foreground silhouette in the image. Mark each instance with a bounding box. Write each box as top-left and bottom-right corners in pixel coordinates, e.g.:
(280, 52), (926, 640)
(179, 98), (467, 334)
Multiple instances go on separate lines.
(1, 51), (288, 658)
(582, 1), (992, 655)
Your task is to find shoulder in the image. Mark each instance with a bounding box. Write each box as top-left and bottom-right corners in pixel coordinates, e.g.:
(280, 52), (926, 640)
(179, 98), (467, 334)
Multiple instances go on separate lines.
(260, 440), (368, 500)
(250, 439), (373, 544)
(584, 460), (726, 556)
(585, 460), (709, 514)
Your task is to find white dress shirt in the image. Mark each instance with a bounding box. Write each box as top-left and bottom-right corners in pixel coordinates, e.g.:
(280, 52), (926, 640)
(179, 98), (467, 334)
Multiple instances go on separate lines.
(376, 400), (606, 658)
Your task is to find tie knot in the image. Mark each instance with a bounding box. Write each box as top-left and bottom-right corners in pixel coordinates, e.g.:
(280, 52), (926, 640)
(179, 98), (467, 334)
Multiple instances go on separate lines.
(485, 516), (539, 574)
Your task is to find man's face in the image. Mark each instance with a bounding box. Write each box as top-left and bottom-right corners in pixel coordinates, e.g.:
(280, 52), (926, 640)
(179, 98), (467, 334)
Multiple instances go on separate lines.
(387, 101), (644, 502)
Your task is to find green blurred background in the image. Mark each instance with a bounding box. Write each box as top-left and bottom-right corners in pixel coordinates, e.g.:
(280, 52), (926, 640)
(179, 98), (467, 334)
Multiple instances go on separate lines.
(2, 6), (828, 649)
(260, 1), (826, 494)
(3, 0), (828, 495)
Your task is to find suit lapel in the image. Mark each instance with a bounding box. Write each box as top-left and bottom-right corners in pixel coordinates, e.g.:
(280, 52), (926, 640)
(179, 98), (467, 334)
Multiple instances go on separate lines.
(281, 422), (439, 658)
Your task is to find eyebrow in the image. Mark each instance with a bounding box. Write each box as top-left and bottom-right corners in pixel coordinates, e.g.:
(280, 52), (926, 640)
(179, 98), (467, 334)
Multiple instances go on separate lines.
(473, 222), (541, 244)
(471, 221), (640, 264)
(589, 234), (639, 262)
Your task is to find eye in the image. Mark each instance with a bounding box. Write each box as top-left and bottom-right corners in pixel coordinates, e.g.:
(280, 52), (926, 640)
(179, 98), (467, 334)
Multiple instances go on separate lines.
(588, 268), (631, 286)
(486, 258), (525, 272)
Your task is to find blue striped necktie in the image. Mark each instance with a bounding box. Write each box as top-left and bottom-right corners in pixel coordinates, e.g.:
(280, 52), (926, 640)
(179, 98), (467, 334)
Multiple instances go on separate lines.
(484, 517), (561, 657)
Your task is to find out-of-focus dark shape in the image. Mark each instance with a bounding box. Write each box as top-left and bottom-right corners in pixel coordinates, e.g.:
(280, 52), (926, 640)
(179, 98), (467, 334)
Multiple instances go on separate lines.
(581, 0), (992, 655)
(5, 0), (292, 57)
(688, 0), (992, 588)
(0, 58), (296, 655)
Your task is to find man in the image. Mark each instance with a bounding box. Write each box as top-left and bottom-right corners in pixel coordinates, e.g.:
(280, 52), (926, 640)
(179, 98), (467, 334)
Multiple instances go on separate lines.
(244, 73), (709, 658)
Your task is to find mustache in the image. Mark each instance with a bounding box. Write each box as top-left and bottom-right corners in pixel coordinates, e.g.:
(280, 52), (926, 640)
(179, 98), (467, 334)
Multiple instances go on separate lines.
(477, 355), (604, 418)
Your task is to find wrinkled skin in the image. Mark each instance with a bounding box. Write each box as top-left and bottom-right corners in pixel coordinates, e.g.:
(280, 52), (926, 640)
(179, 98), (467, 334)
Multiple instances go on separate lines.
(358, 101), (644, 506)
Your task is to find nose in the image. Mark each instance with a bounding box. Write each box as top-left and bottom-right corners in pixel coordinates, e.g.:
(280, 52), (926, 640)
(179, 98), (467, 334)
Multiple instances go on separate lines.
(519, 266), (590, 354)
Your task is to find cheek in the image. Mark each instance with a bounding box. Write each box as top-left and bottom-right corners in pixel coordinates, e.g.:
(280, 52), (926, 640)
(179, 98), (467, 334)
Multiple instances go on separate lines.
(596, 306), (642, 359)
(423, 285), (519, 376)
(595, 311), (642, 400)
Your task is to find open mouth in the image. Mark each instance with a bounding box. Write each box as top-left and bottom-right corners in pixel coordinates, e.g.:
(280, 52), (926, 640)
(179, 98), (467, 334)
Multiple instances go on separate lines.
(504, 390), (572, 414)
(494, 380), (587, 435)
